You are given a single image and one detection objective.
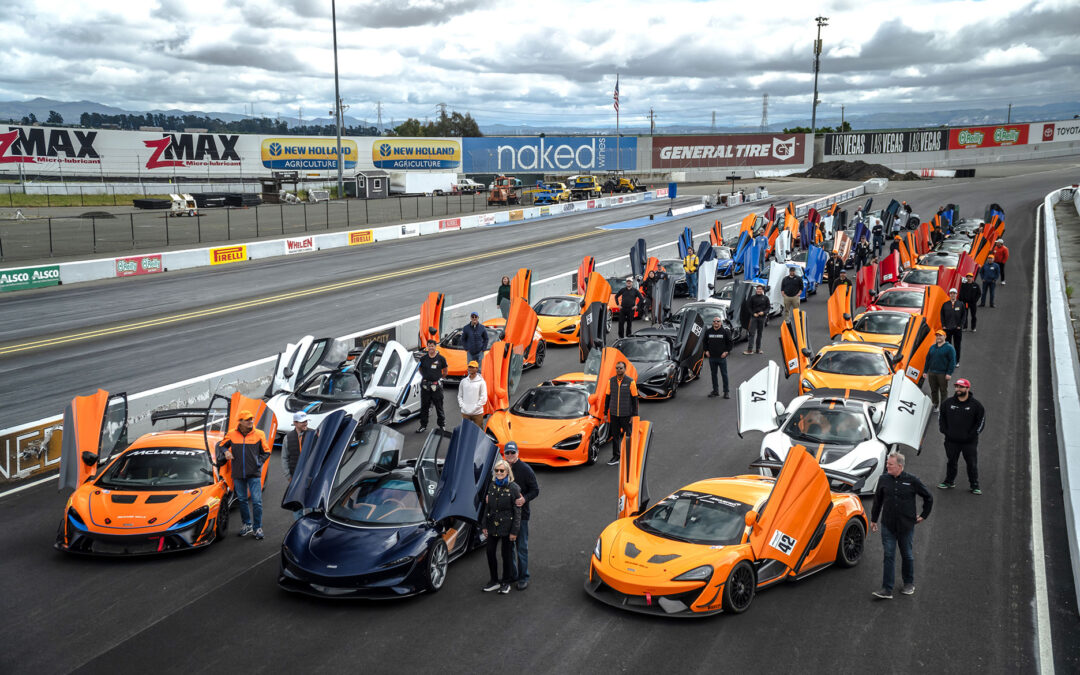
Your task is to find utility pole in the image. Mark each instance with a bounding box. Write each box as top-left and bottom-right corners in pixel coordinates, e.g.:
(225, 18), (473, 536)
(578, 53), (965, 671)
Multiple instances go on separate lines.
(1007, 102), (1012, 124)
(376, 101), (383, 133)
(331, 0), (344, 199)
(811, 16), (828, 134)
(841, 104), (845, 130)
(711, 111), (716, 131)
(437, 102), (448, 120)
(760, 93), (769, 132)
(298, 106), (303, 130)
(648, 108), (655, 136)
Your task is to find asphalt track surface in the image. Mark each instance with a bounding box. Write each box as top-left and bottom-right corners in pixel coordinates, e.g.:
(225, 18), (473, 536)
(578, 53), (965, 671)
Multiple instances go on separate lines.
(2, 159), (1080, 674)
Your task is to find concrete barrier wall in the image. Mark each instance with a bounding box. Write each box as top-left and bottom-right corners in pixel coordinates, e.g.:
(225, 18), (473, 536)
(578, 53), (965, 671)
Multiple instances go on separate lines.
(1041, 185), (1080, 615)
(826, 140), (1080, 171)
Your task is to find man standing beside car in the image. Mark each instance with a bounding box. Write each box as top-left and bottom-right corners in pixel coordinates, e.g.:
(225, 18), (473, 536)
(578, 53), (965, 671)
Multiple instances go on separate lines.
(216, 410), (271, 540)
(939, 288), (966, 365)
(503, 442), (539, 590)
(780, 267), (803, 322)
(938, 378), (986, 495)
(604, 361), (639, 466)
(416, 339), (448, 434)
(281, 411), (317, 520)
(703, 315), (734, 399)
(461, 311), (489, 367)
(613, 277), (640, 338)
(744, 285), (770, 355)
(683, 249), (700, 298)
(457, 360), (487, 428)
(871, 451), (933, 599)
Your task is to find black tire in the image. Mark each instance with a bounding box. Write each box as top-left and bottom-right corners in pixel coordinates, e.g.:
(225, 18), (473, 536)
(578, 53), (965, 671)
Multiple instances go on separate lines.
(586, 429), (600, 465)
(423, 540), (449, 593)
(669, 375), (679, 399)
(533, 341), (546, 368)
(722, 560), (756, 614)
(836, 517), (866, 568)
(215, 494), (232, 540)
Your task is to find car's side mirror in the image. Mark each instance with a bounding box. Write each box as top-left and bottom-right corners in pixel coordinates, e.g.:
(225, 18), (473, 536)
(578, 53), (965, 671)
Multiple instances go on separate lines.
(745, 510), (758, 528)
(81, 451), (98, 466)
(283, 366), (294, 379)
(774, 401), (786, 418)
(800, 348), (813, 358)
(843, 313), (851, 320)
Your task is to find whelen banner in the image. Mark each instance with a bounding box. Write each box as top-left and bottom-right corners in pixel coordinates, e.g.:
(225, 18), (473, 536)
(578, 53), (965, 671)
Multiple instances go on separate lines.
(650, 134), (808, 168)
(948, 124), (1028, 150)
(824, 130), (948, 156)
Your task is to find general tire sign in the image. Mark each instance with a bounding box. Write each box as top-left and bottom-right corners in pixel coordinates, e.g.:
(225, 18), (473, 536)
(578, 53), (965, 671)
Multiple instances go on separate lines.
(652, 134), (808, 168)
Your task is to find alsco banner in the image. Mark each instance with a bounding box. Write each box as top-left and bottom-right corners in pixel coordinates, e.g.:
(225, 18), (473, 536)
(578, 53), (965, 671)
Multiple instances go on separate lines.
(373, 139), (461, 170)
(0, 264), (60, 292)
(948, 124), (1028, 150)
(651, 134), (808, 168)
(262, 138), (358, 170)
(210, 245), (247, 265)
(462, 137), (636, 172)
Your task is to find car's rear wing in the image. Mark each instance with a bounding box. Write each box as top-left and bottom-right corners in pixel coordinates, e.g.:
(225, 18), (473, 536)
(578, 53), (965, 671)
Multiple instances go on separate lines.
(749, 460), (862, 493)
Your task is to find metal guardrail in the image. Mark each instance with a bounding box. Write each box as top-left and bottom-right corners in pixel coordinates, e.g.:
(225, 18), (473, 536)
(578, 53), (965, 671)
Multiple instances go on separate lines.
(1042, 184), (1080, 615)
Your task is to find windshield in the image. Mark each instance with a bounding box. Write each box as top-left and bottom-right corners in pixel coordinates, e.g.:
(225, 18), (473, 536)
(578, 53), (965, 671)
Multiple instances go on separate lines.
(97, 447), (213, 490)
(328, 472), (425, 526)
(714, 247), (732, 260)
(635, 490), (750, 546)
(783, 407), (872, 444)
(812, 350), (892, 376)
(919, 253), (958, 267)
(900, 269), (937, 285)
(441, 327), (501, 350)
(615, 339), (671, 362)
(660, 260), (685, 275)
(534, 297), (580, 317)
(298, 370), (365, 399)
(853, 313), (909, 335)
(876, 290), (922, 308)
(673, 304), (726, 325)
(511, 387), (589, 418)
(713, 282), (734, 300)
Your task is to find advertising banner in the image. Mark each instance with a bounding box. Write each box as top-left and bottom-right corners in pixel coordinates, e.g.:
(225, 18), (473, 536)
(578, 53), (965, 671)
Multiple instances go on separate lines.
(1031, 120), (1080, 144)
(948, 124), (1028, 150)
(651, 133), (808, 168)
(262, 138), (357, 171)
(479, 214), (496, 226)
(348, 229), (374, 245)
(0, 264), (61, 292)
(438, 218), (461, 231)
(462, 136), (636, 173)
(509, 210), (524, 222)
(0, 417), (63, 480)
(115, 254), (163, 277)
(824, 130), (948, 156)
(284, 236), (315, 255)
(210, 245), (247, 265)
(373, 139), (461, 170)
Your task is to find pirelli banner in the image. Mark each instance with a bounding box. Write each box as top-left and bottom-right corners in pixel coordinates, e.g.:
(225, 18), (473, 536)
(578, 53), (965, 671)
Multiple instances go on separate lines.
(824, 130), (948, 156)
(651, 133), (810, 169)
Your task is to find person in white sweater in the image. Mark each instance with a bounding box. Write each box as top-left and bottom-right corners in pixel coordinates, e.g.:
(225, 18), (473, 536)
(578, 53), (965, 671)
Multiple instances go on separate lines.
(458, 360), (488, 428)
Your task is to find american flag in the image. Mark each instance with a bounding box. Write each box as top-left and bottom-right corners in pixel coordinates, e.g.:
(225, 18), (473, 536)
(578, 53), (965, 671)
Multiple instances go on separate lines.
(613, 75), (620, 113)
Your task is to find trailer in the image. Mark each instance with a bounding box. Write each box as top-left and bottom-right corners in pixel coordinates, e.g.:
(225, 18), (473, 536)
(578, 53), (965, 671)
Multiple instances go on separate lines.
(389, 172), (457, 196)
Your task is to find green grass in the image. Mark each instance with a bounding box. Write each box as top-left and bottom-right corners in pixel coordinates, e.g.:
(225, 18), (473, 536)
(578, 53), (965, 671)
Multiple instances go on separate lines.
(0, 193), (172, 208)
(1068, 285), (1074, 300)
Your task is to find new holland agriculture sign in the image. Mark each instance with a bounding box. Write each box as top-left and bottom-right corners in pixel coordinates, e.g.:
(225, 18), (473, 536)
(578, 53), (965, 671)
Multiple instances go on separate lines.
(461, 137), (638, 173)
(372, 139), (461, 170)
(261, 137), (358, 170)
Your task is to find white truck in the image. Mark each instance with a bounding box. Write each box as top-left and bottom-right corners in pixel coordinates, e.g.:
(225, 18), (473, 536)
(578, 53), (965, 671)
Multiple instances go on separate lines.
(388, 172), (457, 196)
(454, 177), (485, 194)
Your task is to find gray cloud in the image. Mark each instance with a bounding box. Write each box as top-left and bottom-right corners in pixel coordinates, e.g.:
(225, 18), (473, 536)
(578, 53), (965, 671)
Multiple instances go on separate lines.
(342, 0), (484, 28)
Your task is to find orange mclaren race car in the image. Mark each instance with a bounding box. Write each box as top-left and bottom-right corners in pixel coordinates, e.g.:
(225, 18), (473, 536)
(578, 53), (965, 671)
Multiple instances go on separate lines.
(485, 348), (635, 466)
(56, 390), (276, 555)
(866, 287), (924, 315)
(533, 295), (584, 344)
(585, 421), (868, 616)
(827, 284), (912, 348)
(780, 309), (932, 395)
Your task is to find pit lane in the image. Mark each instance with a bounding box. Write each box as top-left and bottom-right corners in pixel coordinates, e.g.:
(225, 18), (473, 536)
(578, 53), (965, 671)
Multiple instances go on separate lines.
(1, 160), (1079, 673)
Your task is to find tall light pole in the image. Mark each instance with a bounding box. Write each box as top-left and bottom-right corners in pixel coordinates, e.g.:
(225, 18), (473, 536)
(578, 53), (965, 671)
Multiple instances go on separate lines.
(331, 0), (344, 199)
(810, 16), (828, 134)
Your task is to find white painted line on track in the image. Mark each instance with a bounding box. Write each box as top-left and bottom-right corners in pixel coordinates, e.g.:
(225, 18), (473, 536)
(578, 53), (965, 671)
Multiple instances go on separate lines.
(0, 473), (58, 500)
(1030, 203), (1055, 674)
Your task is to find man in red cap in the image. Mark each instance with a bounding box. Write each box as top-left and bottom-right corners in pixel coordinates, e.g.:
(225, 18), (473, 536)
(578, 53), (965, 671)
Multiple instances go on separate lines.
(216, 409), (271, 539)
(938, 378), (986, 495)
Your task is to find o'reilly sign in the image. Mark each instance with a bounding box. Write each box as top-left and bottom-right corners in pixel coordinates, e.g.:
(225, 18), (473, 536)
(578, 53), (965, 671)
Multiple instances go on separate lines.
(0, 265), (60, 292)
(824, 130), (947, 156)
(462, 137), (637, 173)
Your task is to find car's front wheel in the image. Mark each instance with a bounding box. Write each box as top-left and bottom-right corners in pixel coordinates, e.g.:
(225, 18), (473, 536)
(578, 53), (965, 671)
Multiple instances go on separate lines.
(836, 517), (866, 568)
(533, 341), (546, 368)
(215, 494), (232, 540)
(586, 429), (600, 465)
(722, 560), (756, 614)
(423, 540), (449, 593)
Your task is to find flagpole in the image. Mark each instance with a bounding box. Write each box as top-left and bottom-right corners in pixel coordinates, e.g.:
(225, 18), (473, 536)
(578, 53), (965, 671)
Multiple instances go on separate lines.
(615, 74), (620, 172)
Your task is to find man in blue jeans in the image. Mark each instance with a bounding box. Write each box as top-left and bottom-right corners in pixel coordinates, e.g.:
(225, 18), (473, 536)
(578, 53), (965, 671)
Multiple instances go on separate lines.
(215, 409), (272, 540)
(870, 452), (933, 599)
(461, 311), (489, 366)
(503, 442), (539, 590)
(979, 255), (1000, 308)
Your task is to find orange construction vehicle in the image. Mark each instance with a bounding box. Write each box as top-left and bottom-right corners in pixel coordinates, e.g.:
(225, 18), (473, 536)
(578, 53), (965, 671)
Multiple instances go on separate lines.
(488, 176), (520, 206)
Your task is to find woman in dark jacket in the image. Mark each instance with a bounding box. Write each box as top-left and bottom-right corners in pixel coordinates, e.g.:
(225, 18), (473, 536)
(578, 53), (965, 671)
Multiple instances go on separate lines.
(482, 459), (521, 594)
(497, 276), (512, 318)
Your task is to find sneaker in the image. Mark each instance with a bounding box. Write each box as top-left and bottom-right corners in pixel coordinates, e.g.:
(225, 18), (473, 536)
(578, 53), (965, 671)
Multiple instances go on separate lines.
(438, 424), (446, 431)
(499, 584), (511, 594)
(937, 482), (955, 489)
(971, 488), (983, 495)
(1001, 281), (1006, 285)
(482, 581), (501, 592)
(931, 405), (939, 413)
(723, 392), (730, 399)
(756, 350), (763, 354)
(607, 457), (620, 466)
(254, 528), (264, 540)
(238, 524), (253, 537)
(708, 391), (719, 398)
(516, 580), (529, 590)
(872, 588), (893, 600)
(743, 350), (754, 355)
(416, 426), (427, 434)
(971, 328), (976, 333)
(901, 584), (915, 595)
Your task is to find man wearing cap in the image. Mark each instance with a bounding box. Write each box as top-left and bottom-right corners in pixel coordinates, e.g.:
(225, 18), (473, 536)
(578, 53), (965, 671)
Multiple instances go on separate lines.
(503, 442), (539, 590)
(939, 288), (967, 365)
(215, 409), (271, 539)
(958, 273), (982, 332)
(461, 311), (489, 368)
(683, 248), (700, 298)
(703, 315), (734, 398)
(613, 277), (641, 338)
(780, 266), (803, 322)
(604, 361), (639, 466)
(457, 360), (488, 428)
(979, 255), (1001, 308)
(281, 412), (317, 520)
(416, 339), (449, 434)
(924, 331), (957, 412)
(938, 378), (986, 494)
(992, 240), (1009, 284)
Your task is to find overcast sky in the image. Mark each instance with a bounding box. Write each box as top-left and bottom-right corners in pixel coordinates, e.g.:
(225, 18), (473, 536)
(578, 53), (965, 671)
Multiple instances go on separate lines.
(1, 0), (1078, 128)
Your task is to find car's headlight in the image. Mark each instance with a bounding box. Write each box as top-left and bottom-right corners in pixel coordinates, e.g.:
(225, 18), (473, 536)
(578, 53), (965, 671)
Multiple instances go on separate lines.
(875, 385), (892, 394)
(593, 537), (602, 561)
(672, 565), (714, 582)
(380, 555), (415, 569)
(558, 325), (577, 334)
(554, 435), (583, 450)
(646, 375), (669, 385)
(67, 507), (87, 530)
(169, 505), (209, 530)
(801, 379), (814, 391)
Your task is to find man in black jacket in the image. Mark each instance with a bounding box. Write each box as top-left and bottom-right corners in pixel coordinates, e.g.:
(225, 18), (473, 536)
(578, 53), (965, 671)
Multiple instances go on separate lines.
(958, 273), (981, 332)
(744, 285), (770, 355)
(825, 253), (843, 293)
(613, 277), (640, 338)
(503, 442), (539, 590)
(604, 361), (639, 465)
(702, 316), (734, 398)
(281, 412), (318, 520)
(939, 288), (967, 364)
(938, 378), (986, 494)
(780, 267), (803, 322)
(871, 451), (933, 599)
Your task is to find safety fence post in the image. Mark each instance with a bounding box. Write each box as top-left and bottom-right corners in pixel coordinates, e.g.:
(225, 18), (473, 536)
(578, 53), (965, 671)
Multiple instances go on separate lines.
(345, 199), (350, 227)
(196, 212), (202, 243)
(46, 186), (51, 208)
(255, 205), (260, 238)
(278, 204), (283, 235)
(226, 208), (231, 240)
(91, 217), (97, 253)
(364, 198), (369, 224)
(326, 199), (330, 230)
(113, 187), (118, 207)
(130, 214), (135, 248)
(303, 203), (308, 231)
(399, 197), (403, 220)
(80, 186), (84, 207)
(48, 218), (54, 256)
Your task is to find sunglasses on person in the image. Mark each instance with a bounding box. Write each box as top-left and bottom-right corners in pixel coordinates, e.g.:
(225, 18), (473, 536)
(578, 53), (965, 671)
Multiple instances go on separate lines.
(494, 468), (508, 474)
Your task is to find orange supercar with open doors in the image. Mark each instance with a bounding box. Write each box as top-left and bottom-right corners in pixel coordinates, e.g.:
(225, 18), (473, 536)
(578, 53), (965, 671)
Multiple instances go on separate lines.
(586, 422), (868, 616)
(56, 390), (276, 555)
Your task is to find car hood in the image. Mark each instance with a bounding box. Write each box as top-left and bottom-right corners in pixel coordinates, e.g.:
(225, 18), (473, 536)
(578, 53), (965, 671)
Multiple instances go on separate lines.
(633, 325), (678, 339)
(633, 360), (676, 382)
(79, 487), (206, 531)
(502, 413), (592, 447)
(602, 519), (726, 581)
(765, 432), (882, 471)
(268, 395), (373, 434)
(284, 516), (431, 577)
